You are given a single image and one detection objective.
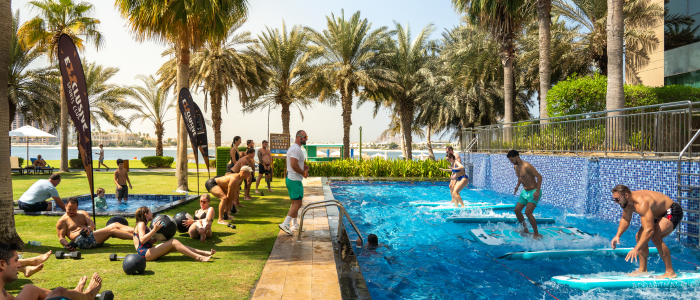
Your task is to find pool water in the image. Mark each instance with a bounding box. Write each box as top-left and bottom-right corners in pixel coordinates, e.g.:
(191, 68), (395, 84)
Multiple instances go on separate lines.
(331, 182), (700, 300)
(64, 194), (187, 214)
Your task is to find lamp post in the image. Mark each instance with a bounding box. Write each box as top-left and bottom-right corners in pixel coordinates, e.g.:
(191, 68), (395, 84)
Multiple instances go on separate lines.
(359, 126), (363, 161)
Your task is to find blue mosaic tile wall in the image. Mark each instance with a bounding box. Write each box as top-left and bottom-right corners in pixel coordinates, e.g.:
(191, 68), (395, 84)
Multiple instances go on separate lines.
(467, 153), (699, 243)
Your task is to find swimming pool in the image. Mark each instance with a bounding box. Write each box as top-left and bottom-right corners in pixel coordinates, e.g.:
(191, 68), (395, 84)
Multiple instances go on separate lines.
(15, 194), (198, 217)
(331, 181), (700, 299)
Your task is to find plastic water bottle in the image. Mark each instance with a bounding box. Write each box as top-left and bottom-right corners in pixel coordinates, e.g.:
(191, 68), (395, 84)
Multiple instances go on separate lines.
(27, 241), (41, 246)
(169, 195), (173, 207)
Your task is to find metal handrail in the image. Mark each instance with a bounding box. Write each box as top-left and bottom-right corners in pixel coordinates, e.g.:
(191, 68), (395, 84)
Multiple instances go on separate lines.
(678, 128), (700, 162)
(296, 200), (364, 247)
(465, 137), (478, 152)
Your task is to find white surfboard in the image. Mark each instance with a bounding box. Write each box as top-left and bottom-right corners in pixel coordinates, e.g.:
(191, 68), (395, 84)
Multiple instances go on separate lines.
(552, 272), (700, 290)
(409, 201), (489, 207)
(429, 204), (516, 212)
(449, 216), (555, 224)
(469, 227), (593, 246)
(501, 247), (658, 260)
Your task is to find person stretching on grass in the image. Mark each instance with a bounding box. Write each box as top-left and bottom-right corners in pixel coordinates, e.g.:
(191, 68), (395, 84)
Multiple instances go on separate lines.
(1, 242), (106, 300)
(278, 130), (309, 235)
(57, 198), (135, 250)
(181, 194), (215, 242)
(507, 150), (544, 239)
(440, 153), (468, 207)
(17, 251), (52, 278)
(204, 166), (251, 225)
(132, 207), (214, 262)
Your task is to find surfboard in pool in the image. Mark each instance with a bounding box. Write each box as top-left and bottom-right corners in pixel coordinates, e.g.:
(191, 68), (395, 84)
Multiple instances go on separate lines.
(469, 227), (593, 245)
(552, 272), (700, 290)
(500, 247), (658, 260)
(409, 201), (489, 207)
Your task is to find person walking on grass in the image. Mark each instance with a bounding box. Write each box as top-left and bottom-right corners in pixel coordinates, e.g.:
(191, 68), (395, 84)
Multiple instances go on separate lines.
(279, 130), (309, 235)
(114, 159), (132, 202)
(94, 144), (109, 171)
(256, 140), (274, 194)
(507, 150), (544, 239)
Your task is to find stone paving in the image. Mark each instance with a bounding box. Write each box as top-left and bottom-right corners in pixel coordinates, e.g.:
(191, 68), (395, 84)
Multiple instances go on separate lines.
(251, 177), (342, 300)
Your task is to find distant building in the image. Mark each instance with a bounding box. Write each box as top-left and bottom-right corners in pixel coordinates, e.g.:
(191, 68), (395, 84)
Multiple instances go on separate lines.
(10, 112), (59, 144)
(92, 130), (140, 146)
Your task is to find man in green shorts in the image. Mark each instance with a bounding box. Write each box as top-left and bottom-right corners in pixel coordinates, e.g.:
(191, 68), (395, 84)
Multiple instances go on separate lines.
(279, 130), (309, 235)
(507, 150), (544, 239)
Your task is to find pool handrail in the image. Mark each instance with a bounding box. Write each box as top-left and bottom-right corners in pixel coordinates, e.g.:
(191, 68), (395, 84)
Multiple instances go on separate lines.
(296, 200), (364, 247)
(676, 127), (700, 243)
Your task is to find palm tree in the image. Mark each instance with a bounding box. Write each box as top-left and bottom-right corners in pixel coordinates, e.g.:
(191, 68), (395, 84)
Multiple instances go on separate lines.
(19, 0), (104, 173)
(0, 0), (22, 244)
(607, 0), (625, 145)
(537, 0), (552, 122)
(115, 0), (248, 191)
(306, 10), (394, 158)
(243, 23), (319, 135)
(160, 18), (268, 147)
(9, 10), (60, 131)
(553, 0), (664, 83)
(127, 75), (176, 156)
(452, 0), (529, 136)
(362, 22), (435, 160)
(378, 113), (426, 159)
(80, 61), (136, 130)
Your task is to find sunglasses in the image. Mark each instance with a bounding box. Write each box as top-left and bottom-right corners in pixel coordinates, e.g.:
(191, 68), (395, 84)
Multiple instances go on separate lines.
(612, 196), (622, 203)
(297, 135), (308, 138)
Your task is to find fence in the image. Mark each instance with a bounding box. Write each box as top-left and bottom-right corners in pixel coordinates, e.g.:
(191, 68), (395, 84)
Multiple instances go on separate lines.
(463, 101), (699, 156)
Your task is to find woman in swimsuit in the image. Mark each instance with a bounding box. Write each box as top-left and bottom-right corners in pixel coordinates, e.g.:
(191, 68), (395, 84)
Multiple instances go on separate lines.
(441, 153), (468, 207)
(132, 206), (215, 262)
(182, 194), (216, 242)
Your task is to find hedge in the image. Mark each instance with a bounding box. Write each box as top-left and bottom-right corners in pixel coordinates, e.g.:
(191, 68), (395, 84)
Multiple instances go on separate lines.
(69, 159), (83, 169)
(271, 158), (451, 178)
(141, 156), (174, 168)
(547, 74), (700, 117)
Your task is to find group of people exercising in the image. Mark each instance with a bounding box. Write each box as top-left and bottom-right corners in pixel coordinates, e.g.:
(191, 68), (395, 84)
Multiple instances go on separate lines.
(448, 149), (684, 279)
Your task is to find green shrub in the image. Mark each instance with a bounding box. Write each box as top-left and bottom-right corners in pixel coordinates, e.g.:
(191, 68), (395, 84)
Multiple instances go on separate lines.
(209, 158), (216, 168)
(272, 158), (451, 178)
(18, 157), (24, 166)
(141, 156), (174, 168)
(547, 74), (700, 117)
(69, 159), (83, 169)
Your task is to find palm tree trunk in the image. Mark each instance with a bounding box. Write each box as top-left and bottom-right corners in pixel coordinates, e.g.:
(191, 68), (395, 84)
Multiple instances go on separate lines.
(341, 90), (353, 159)
(606, 0), (625, 149)
(537, 0), (552, 124)
(281, 102), (291, 134)
(0, 0), (22, 245)
(501, 39), (515, 142)
(426, 123), (435, 161)
(211, 90), (222, 148)
(60, 75), (69, 172)
(8, 98), (16, 130)
(176, 39), (190, 191)
(155, 123), (164, 156)
(399, 102), (414, 160)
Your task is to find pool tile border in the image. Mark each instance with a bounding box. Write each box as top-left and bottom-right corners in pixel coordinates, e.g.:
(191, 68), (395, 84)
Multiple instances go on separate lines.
(13, 194), (199, 217)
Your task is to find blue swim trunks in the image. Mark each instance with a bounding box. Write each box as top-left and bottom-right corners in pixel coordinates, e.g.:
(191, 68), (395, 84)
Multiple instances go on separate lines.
(517, 189), (540, 206)
(74, 231), (103, 249)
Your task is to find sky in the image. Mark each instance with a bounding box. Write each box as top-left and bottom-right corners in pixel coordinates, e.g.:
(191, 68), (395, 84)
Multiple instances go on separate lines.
(11, 0), (470, 144)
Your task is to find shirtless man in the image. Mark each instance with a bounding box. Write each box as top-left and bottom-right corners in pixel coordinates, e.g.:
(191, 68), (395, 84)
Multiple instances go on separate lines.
(229, 149), (256, 202)
(56, 198), (134, 250)
(610, 185), (683, 278)
(1, 242), (106, 300)
(507, 150), (543, 239)
(114, 159), (132, 202)
(256, 140), (274, 194)
(205, 166), (251, 225)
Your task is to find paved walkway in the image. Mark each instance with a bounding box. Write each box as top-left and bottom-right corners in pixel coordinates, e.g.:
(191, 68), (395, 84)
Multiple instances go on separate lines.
(251, 177), (342, 300)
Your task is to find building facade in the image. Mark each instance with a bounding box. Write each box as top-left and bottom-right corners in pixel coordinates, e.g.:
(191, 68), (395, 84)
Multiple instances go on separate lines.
(10, 112), (59, 144)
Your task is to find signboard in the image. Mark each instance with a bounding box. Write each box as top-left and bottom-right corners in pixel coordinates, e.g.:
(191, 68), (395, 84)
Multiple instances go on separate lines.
(269, 133), (290, 156)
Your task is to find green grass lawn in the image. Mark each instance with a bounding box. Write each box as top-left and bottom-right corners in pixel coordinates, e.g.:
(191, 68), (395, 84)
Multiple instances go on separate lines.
(9, 171), (288, 299)
(40, 160), (210, 170)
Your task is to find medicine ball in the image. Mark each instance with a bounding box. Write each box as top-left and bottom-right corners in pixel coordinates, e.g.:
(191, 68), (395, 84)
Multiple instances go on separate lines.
(122, 254), (146, 275)
(106, 216), (129, 227)
(149, 215), (176, 241)
(173, 212), (192, 233)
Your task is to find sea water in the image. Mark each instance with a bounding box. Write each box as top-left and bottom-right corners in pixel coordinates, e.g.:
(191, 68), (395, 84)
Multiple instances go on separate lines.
(331, 181), (700, 300)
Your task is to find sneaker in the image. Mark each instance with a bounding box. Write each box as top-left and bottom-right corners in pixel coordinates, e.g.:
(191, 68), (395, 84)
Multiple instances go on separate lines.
(278, 224), (293, 235)
(290, 225), (299, 232)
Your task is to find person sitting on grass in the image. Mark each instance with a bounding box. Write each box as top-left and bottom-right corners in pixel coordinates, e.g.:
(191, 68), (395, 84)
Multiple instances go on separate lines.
(18, 251), (52, 278)
(204, 166), (251, 225)
(181, 194), (215, 242)
(94, 188), (107, 210)
(1, 242), (106, 300)
(18, 173), (66, 212)
(133, 207), (215, 262)
(56, 198), (134, 250)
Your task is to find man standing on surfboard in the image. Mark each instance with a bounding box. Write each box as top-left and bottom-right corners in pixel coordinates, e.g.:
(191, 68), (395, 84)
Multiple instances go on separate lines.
(610, 184), (683, 279)
(507, 150), (543, 239)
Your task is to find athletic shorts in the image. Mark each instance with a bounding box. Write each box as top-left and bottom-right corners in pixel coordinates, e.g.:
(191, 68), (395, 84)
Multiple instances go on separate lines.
(19, 201), (49, 212)
(655, 202), (684, 230)
(116, 185), (128, 199)
(517, 189), (540, 206)
(286, 177), (304, 200)
(205, 177), (218, 192)
(99, 158), (104, 164)
(74, 232), (103, 249)
(259, 164), (271, 175)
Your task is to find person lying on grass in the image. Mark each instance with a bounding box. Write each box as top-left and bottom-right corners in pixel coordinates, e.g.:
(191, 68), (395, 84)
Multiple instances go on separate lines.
(181, 194), (215, 242)
(1, 242), (106, 300)
(18, 251), (52, 278)
(132, 207), (215, 262)
(203, 166), (251, 225)
(56, 197), (134, 250)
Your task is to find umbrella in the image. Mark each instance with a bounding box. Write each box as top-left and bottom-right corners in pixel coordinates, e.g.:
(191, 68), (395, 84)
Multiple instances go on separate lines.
(371, 153), (384, 158)
(9, 125), (56, 167)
